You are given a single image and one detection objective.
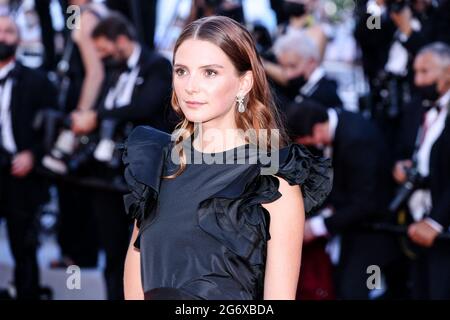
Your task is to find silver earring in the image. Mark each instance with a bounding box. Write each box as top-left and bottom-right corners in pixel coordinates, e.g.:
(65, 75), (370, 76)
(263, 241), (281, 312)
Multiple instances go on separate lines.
(236, 95), (245, 113)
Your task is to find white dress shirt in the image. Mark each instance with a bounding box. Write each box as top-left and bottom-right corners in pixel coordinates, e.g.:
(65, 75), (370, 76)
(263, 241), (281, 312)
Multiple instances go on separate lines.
(409, 90), (450, 230)
(0, 61), (17, 154)
(104, 44), (142, 110)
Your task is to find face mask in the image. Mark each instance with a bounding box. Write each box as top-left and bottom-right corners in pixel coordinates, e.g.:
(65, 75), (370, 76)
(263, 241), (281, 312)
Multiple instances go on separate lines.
(0, 42), (17, 61)
(283, 1), (306, 18)
(287, 75), (307, 89)
(417, 82), (440, 102)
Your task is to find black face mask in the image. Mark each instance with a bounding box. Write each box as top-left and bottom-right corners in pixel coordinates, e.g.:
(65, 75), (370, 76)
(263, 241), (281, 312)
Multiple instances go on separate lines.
(417, 82), (440, 102)
(288, 75), (307, 89)
(0, 42), (17, 61)
(283, 1), (306, 18)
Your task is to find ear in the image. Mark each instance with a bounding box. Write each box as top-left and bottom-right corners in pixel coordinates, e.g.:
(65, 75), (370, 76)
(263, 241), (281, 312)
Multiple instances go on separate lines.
(438, 65), (450, 93)
(238, 71), (254, 97)
(312, 122), (328, 139)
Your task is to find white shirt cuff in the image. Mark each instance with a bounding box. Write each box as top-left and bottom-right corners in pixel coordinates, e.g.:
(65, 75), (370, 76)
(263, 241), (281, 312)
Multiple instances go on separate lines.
(308, 216), (329, 237)
(424, 218), (444, 233)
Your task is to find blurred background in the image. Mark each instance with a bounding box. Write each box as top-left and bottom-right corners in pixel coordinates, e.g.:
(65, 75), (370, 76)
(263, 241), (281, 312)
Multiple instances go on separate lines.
(0, 0), (449, 300)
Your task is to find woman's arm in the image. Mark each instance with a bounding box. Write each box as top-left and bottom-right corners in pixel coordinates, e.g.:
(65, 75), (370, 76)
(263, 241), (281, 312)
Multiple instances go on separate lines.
(262, 177), (305, 300)
(72, 11), (105, 111)
(124, 221), (144, 300)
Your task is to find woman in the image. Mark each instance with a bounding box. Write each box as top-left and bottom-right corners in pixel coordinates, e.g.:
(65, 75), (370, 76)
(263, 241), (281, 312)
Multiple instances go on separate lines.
(123, 16), (332, 300)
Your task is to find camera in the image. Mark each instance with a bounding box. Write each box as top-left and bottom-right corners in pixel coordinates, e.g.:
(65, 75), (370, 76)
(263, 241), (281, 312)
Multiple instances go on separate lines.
(39, 111), (78, 175)
(369, 71), (410, 120)
(38, 108), (128, 175)
(389, 165), (424, 213)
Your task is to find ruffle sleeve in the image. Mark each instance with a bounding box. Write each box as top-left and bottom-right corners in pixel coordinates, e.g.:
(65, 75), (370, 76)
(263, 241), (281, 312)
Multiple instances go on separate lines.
(197, 143), (333, 266)
(275, 143), (333, 213)
(122, 126), (172, 230)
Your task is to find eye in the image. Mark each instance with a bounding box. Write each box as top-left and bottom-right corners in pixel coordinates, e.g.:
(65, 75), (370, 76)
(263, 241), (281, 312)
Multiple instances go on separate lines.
(205, 69), (217, 78)
(175, 68), (187, 77)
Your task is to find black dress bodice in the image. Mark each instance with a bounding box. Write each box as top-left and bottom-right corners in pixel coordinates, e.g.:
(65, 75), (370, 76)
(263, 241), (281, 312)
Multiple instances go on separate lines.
(122, 126), (333, 300)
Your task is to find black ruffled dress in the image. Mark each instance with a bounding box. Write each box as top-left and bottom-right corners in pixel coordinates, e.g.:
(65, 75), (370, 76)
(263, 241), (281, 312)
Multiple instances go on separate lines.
(122, 126), (332, 300)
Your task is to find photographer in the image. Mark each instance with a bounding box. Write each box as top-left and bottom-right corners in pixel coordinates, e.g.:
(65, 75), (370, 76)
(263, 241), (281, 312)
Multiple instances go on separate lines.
(67, 12), (173, 300)
(354, 0), (448, 158)
(0, 15), (57, 299)
(264, 30), (343, 113)
(393, 42), (450, 299)
(390, 0), (450, 56)
(286, 101), (400, 299)
(45, 0), (110, 273)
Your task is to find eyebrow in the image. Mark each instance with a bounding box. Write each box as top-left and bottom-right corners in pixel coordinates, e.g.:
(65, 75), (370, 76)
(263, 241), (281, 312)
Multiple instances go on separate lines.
(173, 63), (224, 69)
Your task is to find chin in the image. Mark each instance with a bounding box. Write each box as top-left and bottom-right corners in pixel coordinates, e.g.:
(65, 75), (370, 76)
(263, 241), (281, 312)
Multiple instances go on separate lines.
(183, 111), (212, 124)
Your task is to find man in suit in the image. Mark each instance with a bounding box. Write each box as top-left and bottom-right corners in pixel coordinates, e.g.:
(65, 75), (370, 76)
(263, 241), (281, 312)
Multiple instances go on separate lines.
(287, 101), (400, 299)
(71, 13), (175, 135)
(264, 30), (343, 111)
(393, 42), (450, 299)
(0, 15), (56, 299)
(68, 13), (174, 300)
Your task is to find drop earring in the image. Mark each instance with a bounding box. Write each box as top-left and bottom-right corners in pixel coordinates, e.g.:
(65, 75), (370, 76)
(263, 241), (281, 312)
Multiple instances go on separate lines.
(236, 94), (245, 113)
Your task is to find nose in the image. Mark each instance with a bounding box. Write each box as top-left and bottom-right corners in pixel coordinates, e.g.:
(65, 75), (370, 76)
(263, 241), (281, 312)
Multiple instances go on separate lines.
(185, 72), (200, 95)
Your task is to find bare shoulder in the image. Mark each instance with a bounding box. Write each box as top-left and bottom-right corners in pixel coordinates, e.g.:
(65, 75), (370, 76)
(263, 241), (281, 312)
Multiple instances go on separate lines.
(262, 176), (304, 217)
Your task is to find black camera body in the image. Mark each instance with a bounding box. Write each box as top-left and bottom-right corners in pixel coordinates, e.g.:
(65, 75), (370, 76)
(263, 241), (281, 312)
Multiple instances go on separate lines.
(37, 109), (129, 176)
(389, 165), (424, 213)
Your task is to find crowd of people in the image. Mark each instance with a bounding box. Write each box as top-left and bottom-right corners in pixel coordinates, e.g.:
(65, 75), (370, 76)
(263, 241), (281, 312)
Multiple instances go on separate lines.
(0, 0), (449, 300)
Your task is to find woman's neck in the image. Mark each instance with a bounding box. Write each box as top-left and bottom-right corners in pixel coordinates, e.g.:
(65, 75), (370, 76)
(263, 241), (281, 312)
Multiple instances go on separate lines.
(192, 123), (247, 153)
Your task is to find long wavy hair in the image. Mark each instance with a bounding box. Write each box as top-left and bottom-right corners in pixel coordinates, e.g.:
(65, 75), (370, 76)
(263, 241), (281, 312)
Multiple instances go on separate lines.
(166, 16), (289, 179)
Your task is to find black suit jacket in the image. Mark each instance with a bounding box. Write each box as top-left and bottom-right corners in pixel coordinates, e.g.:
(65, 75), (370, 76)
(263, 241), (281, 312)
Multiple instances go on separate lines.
(10, 62), (57, 161)
(354, 1), (396, 81)
(1, 62), (57, 208)
(303, 76), (343, 109)
(323, 110), (400, 268)
(429, 114), (450, 229)
(393, 95), (425, 162)
(96, 47), (176, 133)
(324, 111), (393, 234)
(401, 3), (450, 57)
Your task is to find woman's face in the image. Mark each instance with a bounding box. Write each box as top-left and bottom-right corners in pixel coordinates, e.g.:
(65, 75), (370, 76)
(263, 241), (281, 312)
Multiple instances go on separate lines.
(173, 39), (250, 128)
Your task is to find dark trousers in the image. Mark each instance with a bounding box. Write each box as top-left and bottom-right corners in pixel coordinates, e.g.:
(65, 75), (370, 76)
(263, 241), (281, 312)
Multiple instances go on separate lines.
(91, 188), (131, 300)
(57, 182), (99, 267)
(0, 169), (42, 299)
(410, 241), (450, 299)
(334, 232), (401, 299)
